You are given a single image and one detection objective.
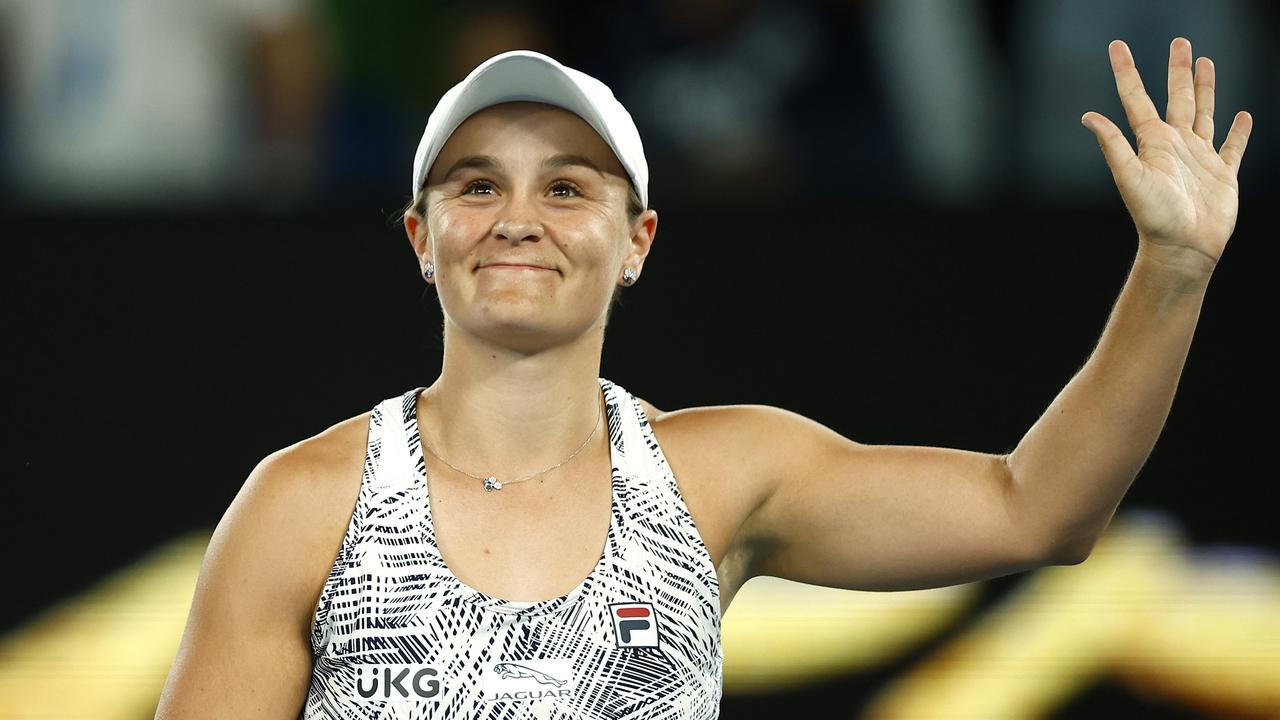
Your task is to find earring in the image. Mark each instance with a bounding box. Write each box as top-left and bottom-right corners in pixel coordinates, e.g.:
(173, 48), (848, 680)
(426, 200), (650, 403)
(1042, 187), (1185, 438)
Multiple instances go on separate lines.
(621, 266), (638, 285)
(423, 261), (435, 281)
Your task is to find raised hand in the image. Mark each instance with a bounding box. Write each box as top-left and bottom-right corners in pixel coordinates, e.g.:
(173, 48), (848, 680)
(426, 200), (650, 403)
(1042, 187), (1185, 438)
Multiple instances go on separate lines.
(1081, 37), (1252, 275)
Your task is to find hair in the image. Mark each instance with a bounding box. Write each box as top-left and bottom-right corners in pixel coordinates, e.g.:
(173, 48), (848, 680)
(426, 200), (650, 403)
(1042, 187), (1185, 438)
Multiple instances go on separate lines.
(398, 180), (646, 326)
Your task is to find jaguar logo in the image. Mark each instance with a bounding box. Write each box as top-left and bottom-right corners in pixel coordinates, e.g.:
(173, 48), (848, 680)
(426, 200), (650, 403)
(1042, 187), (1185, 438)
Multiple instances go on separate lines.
(493, 662), (567, 687)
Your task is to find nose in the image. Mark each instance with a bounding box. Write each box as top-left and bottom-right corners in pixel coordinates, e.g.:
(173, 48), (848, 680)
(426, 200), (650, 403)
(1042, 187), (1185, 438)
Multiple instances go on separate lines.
(492, 202), (544, 243)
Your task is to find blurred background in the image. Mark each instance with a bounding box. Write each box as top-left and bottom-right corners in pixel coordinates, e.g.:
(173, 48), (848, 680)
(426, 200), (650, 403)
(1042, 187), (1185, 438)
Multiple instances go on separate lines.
(5, 0), (1278, 717)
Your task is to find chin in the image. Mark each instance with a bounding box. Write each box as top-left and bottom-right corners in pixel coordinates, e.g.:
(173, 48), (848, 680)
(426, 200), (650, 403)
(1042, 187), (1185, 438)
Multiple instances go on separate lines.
(471, 301), (564, 334)
(475, 323), (574, 355)
(462, 306), (602, 351)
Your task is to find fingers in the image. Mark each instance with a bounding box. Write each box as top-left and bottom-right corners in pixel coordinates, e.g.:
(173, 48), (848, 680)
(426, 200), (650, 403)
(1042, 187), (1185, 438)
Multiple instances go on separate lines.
(1192, 56), (1216, 143)
(1219, 111), (1254, 175)
(1166, 37), (1197, 130)
(1108, 40), (1160, 133)
(1081, 111), (1140, 185)
(1097, 38), (1248, 179)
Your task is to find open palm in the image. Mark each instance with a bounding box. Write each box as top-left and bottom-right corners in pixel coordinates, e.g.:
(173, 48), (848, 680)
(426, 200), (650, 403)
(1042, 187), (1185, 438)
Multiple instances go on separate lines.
(1081, 37), (1253, 270)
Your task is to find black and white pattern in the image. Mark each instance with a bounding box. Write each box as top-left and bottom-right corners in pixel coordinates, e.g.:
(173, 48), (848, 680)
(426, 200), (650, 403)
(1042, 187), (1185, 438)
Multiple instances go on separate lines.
(304, 378), (723, 719)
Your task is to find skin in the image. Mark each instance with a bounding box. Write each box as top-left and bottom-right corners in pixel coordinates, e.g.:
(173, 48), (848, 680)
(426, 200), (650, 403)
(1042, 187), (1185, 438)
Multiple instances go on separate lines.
(155, 37), (1252, 718)
(401, 101), (658, 486)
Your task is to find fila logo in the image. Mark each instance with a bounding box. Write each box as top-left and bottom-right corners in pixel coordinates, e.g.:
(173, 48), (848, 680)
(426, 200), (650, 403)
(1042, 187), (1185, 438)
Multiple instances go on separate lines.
(609, 602), (660, 648)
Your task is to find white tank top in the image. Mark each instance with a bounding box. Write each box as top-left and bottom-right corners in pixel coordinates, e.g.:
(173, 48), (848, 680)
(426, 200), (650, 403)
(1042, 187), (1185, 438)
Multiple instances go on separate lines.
(304, 377), (723, 718)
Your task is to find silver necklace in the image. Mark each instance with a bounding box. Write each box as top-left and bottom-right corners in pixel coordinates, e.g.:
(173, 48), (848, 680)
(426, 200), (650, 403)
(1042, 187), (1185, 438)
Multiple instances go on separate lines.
(419, 389), (604, 492)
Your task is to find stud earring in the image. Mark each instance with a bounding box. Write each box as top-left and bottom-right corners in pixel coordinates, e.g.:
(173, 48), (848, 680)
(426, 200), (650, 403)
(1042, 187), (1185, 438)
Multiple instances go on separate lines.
(621, 266), (637, 285)
(423, 261), (435, 281)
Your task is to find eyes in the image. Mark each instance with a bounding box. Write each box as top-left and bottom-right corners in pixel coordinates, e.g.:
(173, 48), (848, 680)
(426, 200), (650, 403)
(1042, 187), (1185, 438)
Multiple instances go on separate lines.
(462, 179), (583, 199)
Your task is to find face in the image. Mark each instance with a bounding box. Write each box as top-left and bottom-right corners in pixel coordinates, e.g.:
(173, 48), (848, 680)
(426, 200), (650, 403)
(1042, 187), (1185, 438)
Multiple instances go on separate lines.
(405, 101), (657, 352)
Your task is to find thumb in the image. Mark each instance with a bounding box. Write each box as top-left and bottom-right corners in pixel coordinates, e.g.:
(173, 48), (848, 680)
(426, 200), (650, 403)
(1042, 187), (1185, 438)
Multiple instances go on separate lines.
(1081, 111), (1139, 184)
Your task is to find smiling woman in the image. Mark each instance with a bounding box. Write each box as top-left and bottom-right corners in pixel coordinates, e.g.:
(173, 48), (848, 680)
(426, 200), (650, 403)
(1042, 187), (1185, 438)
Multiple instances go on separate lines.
(399, 136), (648, 323)
(406, 100), (656, 353)
(155, 36), (1252, 720)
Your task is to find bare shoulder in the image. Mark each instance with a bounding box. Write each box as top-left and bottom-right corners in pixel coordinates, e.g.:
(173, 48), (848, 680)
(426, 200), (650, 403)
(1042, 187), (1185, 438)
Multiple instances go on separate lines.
(154, 409), (373, 717)
(265, 410), (373, 607)
(270, 410), (372, 497)
(637, 398), (816, 462)
(199, 407), (374, 635)
(632, 397), (808, 492)
(646, 402), (821, 503)
(629, 397), (797, 567)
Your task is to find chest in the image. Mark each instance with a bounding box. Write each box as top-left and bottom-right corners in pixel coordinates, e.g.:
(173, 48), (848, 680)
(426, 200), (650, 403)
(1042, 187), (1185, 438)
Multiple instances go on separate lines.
(424, 423), (752, 617)
(425, 447), (615, 604)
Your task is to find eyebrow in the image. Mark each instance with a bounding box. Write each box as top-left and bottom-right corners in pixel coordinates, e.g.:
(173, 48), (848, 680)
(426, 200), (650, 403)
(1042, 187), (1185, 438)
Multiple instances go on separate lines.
(437, 153), (606, 183)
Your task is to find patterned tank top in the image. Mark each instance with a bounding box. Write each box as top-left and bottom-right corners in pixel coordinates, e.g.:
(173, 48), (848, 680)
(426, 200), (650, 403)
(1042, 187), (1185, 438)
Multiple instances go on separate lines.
(303, 377), (723, 718)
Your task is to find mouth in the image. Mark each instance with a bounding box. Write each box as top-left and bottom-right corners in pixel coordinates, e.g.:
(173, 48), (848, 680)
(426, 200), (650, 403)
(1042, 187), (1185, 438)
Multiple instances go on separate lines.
(477, 263), (557, 273)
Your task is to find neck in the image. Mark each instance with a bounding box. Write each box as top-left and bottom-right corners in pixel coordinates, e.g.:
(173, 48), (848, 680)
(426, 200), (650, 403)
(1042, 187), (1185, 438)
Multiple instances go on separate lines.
(419, 320), (608, 481)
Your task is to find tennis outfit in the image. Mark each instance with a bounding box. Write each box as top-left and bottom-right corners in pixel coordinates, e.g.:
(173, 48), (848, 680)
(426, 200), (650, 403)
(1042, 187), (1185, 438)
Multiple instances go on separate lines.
(303, 378), (723, 719)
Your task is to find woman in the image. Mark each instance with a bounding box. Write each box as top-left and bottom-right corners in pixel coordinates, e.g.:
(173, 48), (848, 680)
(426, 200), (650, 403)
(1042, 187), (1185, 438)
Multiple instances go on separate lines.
(156, 38), (1251, 719)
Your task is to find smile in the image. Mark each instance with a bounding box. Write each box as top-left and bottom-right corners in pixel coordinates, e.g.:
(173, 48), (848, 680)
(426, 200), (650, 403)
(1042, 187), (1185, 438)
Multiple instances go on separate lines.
(479, 264), (555, 272)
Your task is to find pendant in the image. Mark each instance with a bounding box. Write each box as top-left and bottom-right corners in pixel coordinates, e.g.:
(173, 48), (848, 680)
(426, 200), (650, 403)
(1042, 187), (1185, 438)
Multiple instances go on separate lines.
(484, 476), (503, 492)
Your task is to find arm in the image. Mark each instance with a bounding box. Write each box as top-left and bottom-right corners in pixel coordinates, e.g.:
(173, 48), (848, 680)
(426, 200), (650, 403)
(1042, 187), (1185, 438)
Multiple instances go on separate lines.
(730, 405), (1041, 592)
(1017, 35), (1253, 560)
(1004, 246), (1209, 563)
(154, 437), (362, 719)
(732, 260), (1204, 591)
(733, 37), (1252, 593)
